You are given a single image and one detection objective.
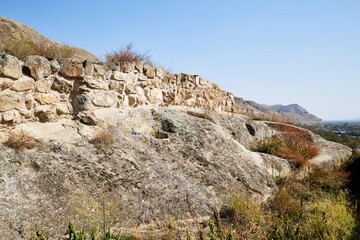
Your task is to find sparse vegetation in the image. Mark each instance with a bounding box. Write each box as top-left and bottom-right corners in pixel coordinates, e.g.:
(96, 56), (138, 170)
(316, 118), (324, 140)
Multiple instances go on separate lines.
(3, 130), (39, 150)
(3, 38), (75, 61)
(30, 165), (358, 239)
(256, 125), (319, 167)
(249, 115), (293, 125)
(105, 43), (153, 65)
(89, 127), (116, 147)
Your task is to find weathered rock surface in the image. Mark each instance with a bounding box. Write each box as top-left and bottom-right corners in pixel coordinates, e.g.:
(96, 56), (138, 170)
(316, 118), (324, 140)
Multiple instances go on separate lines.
(0, 54), (21, 79)
(23, 55), (52, 80)
(0, 106), (351, 239)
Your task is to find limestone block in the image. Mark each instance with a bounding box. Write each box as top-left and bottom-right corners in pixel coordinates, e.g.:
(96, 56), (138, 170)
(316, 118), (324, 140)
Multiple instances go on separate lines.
(199, 78), (206, 85)
(144, 65), (155, 79)
(109, 81), (125, 94)
(25, 98), (33, 110)
(2, 109), (22, 123)
(35, 79), (52, 93)
(113, 71), (137, 83)
(50, 59), (60, 72)
(77, 111), (99, 125)
(0, 92), (22, 112)
(163, 75), (176, 84)
(24, 55), (51, 80)
(83, 60), (94, 75)
(84, 76), (108, 90)
(51, 76), (73, 94)
(35, 105), (56, 122)
(155, 68), (164, 78)
(128, 94), (139, 107)
(60, 60), (83, 78)
(73, 93), (92, 112)
(125, 84), (137, 94)
(135, 61), (143, 73)
(145, 88), (163, 104)
(121, 62), (135, 73)
(56, 103), (72, 115)
(93, 64), (109, 80)
(91, 91), (117, 107)
(0, 54), (22, 79)
(138, 74), (148, 81)
(34, 93), (60, 105)
(11, 76), (35, 92)
(0, 77), (14, 91)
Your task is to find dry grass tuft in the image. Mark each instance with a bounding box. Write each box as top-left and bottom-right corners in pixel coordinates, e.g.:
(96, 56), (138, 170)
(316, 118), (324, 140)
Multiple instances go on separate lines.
(89, 127), (116, 147)
(3, 130), (39, 150)
(4, 38), (75, 61)
(105, 43), (152, 65)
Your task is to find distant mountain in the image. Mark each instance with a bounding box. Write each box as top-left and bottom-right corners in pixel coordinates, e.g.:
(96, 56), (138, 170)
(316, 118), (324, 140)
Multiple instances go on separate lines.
(234, 97), (321, 125)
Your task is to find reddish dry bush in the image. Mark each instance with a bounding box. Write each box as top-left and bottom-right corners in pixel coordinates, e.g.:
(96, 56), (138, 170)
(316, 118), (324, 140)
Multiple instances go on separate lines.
(257, 123), (319, 167)
(105, 43), (152, 65)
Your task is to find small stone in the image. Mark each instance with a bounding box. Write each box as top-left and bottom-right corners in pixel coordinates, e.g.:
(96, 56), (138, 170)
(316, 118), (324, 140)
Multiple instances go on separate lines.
(0, 54), (22, 79)
(23, 55), (52, 80)
(11, 76), (35, 92)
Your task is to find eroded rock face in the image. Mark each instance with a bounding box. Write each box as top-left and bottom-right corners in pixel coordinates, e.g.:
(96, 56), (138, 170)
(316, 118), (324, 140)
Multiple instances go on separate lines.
(0, 54), (21, 79)
(0, 107), (351, 239)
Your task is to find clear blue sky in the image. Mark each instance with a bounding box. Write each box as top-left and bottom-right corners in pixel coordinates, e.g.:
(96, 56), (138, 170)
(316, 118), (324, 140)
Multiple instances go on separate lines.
(2, 0), (360, 120)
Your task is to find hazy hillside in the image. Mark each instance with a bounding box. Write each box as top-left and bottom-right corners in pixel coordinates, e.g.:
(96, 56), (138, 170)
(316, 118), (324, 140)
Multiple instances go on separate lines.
(234, 97), (321, 125)
(0, 16), (99, 62)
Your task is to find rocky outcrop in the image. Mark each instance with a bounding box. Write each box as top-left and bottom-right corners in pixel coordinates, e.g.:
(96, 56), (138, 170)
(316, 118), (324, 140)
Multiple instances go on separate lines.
(0, 106), (351, 239)
(0, 54), (235, 125)
(0, 16), (99, 62)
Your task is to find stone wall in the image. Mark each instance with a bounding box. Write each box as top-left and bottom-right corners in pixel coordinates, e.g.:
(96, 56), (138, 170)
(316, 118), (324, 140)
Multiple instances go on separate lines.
(0, 54), (235, 124)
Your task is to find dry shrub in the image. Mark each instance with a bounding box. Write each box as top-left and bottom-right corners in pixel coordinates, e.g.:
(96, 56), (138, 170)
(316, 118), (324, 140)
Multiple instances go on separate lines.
(4, 38), (75, 61)
(105, 43), (152, 65)
(89, 127), (116, 147)
(3, 130), (39, 150)
(257, 123), (319, 167)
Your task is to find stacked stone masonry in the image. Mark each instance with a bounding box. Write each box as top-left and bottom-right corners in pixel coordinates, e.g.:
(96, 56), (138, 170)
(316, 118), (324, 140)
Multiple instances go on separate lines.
(0, 54), (235, 124)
